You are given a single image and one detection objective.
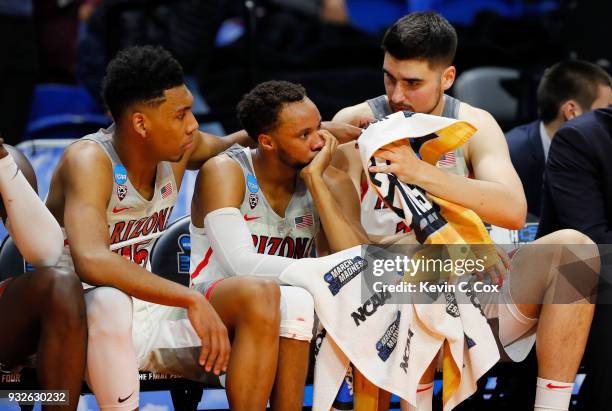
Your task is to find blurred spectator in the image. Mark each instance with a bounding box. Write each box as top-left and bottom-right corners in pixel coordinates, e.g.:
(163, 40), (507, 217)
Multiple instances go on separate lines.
(506, 61), (612, 218)
(536, 107), (612, 411)
(34, 0), (85, 84)
(0, 0), (38, 145)
(537, 107), (612, 241)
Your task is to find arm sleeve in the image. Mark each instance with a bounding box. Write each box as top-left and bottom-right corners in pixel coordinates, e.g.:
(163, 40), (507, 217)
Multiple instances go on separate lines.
(0, 154), (63, 266)
(544, 126), (612, 243)
(204, 207), (297, 282)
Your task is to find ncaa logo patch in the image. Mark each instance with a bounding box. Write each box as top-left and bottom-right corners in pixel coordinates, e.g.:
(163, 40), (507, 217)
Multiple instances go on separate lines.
(324, 256), (368, 296)
(376, 311), (401, 361)
(114, 164), (128, 185)
(249, 193), (258, 209)
(117, 184), (128, 201)
(246, 174), (259, 193)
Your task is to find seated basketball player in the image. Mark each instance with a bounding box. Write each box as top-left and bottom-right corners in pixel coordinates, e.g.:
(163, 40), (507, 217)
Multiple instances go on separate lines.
(333, 12), (599, 411)
(45, 46), (285, 411)
(0, 139), (87, 411)
(190, 80), (369, 410)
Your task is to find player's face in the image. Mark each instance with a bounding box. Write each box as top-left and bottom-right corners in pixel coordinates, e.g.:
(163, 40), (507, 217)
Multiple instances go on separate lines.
(270, 97), (324, 169)
(383, 53), (455, 115)
(146, 84), (199, 162)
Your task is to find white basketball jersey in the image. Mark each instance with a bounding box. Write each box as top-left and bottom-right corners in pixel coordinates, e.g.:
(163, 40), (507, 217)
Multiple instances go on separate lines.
(59, 126), (178, 285)
(190, 145), (320, 286)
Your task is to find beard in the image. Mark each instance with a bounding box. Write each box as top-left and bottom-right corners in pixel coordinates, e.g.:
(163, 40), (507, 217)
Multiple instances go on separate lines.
(277, 145), (310, 170)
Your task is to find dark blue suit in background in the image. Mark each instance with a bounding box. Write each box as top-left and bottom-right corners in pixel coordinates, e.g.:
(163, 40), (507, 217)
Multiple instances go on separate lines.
(537, 107), (612, 411)
(505, 120), (545, 217)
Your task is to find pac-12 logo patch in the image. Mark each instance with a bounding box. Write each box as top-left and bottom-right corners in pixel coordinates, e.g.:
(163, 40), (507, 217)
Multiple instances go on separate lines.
(246, 174), (259, 193)
(117, 184), (128, 201)
(324, 256), (368, 296)
(249, 193), (258, 209)
(114, 164), (128, 185)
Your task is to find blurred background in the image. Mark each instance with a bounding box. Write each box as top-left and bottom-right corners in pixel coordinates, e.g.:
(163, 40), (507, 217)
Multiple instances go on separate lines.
(0, 0), (609, 410)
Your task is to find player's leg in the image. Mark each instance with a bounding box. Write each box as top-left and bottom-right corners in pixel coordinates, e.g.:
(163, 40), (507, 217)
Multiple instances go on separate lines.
(269, 286), (314, 411)
(84, 287), (139, 411)
(506, 229), (599, 410)
(0, 268), (87, 411)
(207, 276), (281, 410)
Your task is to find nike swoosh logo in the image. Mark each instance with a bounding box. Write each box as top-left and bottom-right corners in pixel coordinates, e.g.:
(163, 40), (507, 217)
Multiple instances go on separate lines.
(118, 391), (134, 403)
(244, 214), (261, 221)
(417, 385), (433, 393)
(112, 207), (131, 214)
(546, 383), (572, 390)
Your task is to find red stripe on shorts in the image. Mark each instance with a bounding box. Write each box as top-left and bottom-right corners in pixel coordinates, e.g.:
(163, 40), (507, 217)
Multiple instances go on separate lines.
(0, 278), (13, 299)
(191, 247), (213, 280)
(205, 279), (224, 300)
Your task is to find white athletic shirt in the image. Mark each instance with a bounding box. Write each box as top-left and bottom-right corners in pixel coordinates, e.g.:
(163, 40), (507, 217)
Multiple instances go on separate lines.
(58, 126), (178, 286)
(190, 145), (320, 286)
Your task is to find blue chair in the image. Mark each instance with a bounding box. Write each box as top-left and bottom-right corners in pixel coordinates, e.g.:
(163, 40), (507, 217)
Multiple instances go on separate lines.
(25, 84), (111, 140)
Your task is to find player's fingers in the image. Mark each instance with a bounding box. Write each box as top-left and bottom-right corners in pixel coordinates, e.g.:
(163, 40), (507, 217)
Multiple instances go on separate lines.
(199, 329), (211, 368)
(498, 247), (512, 269)
(216, 327), (231, 375)
(205, 329), (221, 373)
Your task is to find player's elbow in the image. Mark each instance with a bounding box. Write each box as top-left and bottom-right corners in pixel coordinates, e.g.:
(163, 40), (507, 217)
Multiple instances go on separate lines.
(71, 249), (109, 285)
(504, 198), (527, 230)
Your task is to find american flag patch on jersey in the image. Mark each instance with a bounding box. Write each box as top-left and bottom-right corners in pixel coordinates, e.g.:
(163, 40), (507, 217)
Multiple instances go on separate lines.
(437, 151), (456, 167)
(294, 214), (314, 229)
(161, 181), (173, 199)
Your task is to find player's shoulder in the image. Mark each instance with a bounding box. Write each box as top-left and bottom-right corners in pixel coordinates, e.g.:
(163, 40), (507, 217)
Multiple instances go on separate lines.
(61, 139), (112, 175)
(457, 101), (500, 130)
(200, 152), (241, 174)
(333, 101), (373, 124)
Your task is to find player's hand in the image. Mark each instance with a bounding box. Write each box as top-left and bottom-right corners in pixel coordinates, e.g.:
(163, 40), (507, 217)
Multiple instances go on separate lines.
(368, 140), (423, 183)
(301, 130), (338, 180)
(321, 121), (362, 144)
(0, 138), (9, 159)
(187, 296), (230, 375)
(473, 245), (511, 287)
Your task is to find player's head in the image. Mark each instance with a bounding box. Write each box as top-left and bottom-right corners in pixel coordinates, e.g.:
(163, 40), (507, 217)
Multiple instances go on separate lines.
(537, 60), (612, 124)
(102, 45), (198, 162)
(237, 80), (323, 169)
(381, 12), (457, 114)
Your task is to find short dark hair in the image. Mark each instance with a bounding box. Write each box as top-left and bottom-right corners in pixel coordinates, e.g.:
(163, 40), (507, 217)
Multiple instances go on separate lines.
(538, 60), (612, 123)
(382, 12), (457, 67)
(237, 81), (307, 139)
(102, 45), (184, 122)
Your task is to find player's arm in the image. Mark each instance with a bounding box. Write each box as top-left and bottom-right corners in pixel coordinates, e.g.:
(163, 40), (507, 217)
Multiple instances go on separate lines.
(332, 102), (375, 128)
(370, 109), (527, 229)
(302, 131), (369, 253)
(331, 142), (364, 194)
(0, 142), (63, 267)
(185, 130), (255, 170)
(62, 141), (229, 373)
(193, 156), (297, 279)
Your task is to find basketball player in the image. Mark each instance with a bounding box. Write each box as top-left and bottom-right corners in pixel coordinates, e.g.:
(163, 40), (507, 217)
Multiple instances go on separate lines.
(332, 12), (598, 411)
(190, 80), (368, 410)
(0, 139), (87, 411)
(45, 45), (285, 411)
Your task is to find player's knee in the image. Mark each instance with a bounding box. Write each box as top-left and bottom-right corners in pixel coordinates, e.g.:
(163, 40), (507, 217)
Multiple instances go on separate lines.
(280, 286), (315, 341)
(555, 229), (595, 246)
(39, 267), (86, 327)
(85, 287), (133, 340)
(235, 279), (281, 329)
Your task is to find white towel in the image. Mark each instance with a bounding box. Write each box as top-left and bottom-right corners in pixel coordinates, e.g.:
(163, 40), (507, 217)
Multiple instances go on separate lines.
(279, 111), (500, 410)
